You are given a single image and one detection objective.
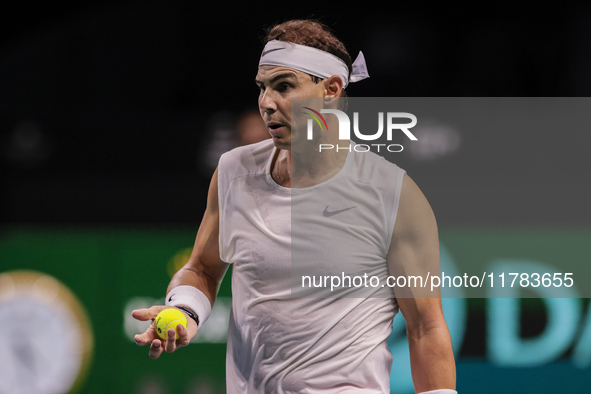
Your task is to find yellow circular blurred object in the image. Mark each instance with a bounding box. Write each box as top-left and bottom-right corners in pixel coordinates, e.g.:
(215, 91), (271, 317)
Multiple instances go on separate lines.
(155, 308), (187, 340)
(0, 270), (93, 394)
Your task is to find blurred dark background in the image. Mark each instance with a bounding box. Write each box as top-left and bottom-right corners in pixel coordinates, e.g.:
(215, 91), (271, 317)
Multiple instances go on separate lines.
(2, 1), (590, 225)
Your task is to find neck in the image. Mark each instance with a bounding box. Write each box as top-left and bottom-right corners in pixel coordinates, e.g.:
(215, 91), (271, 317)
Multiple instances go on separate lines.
(271, 149), (292, 187)
(271, 140), (349, 188)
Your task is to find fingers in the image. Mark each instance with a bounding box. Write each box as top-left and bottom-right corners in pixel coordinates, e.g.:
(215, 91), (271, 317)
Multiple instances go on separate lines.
(177, 324), (191, 347)
(165, 328), (177, 353)
(134, 318), (158, 346)
(162, 325), (191, 354)
(134, 331), (154, 346)
(131, 306), (162, 321)
(149, 339), (164, 359)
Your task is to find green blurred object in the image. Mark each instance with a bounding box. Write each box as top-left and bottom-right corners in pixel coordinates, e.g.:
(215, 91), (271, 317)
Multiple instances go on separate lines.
(0, 227), (230, 394)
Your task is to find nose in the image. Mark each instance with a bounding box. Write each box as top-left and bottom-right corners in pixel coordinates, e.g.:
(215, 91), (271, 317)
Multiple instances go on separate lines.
(258, 88), (277, 114)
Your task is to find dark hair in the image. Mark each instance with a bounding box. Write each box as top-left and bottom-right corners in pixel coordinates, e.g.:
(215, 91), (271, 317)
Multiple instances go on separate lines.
(264, 20), (352, 90)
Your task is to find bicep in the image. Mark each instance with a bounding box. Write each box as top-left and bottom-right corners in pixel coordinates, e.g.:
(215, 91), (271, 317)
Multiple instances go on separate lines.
(387, 174), (444, 328)
(190, 167), (224, 271)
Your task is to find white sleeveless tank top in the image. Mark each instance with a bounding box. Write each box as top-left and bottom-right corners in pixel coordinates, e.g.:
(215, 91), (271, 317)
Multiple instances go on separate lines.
(218, 139), (406, 393)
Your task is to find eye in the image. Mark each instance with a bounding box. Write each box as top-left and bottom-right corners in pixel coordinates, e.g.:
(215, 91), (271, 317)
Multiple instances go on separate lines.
(276, 83), (292, 92)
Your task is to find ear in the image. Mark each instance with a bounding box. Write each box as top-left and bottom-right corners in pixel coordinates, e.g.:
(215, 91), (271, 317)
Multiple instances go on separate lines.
(323, 75), (343, 98)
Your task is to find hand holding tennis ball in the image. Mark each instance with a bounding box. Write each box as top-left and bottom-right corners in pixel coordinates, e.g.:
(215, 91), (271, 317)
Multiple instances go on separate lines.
(132, 305), (198, 359)
(155, 308), (187, 340)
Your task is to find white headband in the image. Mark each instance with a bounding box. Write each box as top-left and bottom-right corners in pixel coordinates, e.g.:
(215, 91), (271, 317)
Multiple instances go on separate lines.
(258, 40), (369, 88)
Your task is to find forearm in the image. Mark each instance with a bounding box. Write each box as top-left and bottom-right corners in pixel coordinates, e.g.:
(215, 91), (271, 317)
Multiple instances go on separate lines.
(167, 263), (223, 305)
(166, 205), (228, 307)
(152, 167), (225, 329)
(407, 323), (456, 393)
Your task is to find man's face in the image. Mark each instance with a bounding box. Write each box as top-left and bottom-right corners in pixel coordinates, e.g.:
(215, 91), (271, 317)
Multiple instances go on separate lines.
(255, 65), (326, 150)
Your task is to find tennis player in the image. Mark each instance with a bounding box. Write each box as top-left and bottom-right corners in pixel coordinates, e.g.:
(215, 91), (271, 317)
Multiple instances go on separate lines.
(133, 19), (456, 394)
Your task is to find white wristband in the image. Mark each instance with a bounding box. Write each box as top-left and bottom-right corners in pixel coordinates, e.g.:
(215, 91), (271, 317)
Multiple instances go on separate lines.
(165, 285), (212, 326)
(419, 390), (457, 394)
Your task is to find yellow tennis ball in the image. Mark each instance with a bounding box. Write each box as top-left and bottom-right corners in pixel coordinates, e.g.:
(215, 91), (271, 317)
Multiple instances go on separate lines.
(154, 308), (187, 340)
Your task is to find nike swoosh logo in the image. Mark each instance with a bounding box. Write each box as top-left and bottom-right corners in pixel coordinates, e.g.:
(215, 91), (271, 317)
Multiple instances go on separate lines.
(261, 48), (284, 57)
(168, 295), (173, 302)
(323, 205), (357, 217)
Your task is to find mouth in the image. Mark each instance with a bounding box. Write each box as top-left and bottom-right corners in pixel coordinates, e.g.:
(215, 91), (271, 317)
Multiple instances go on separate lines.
(266, 121), (285, 135)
